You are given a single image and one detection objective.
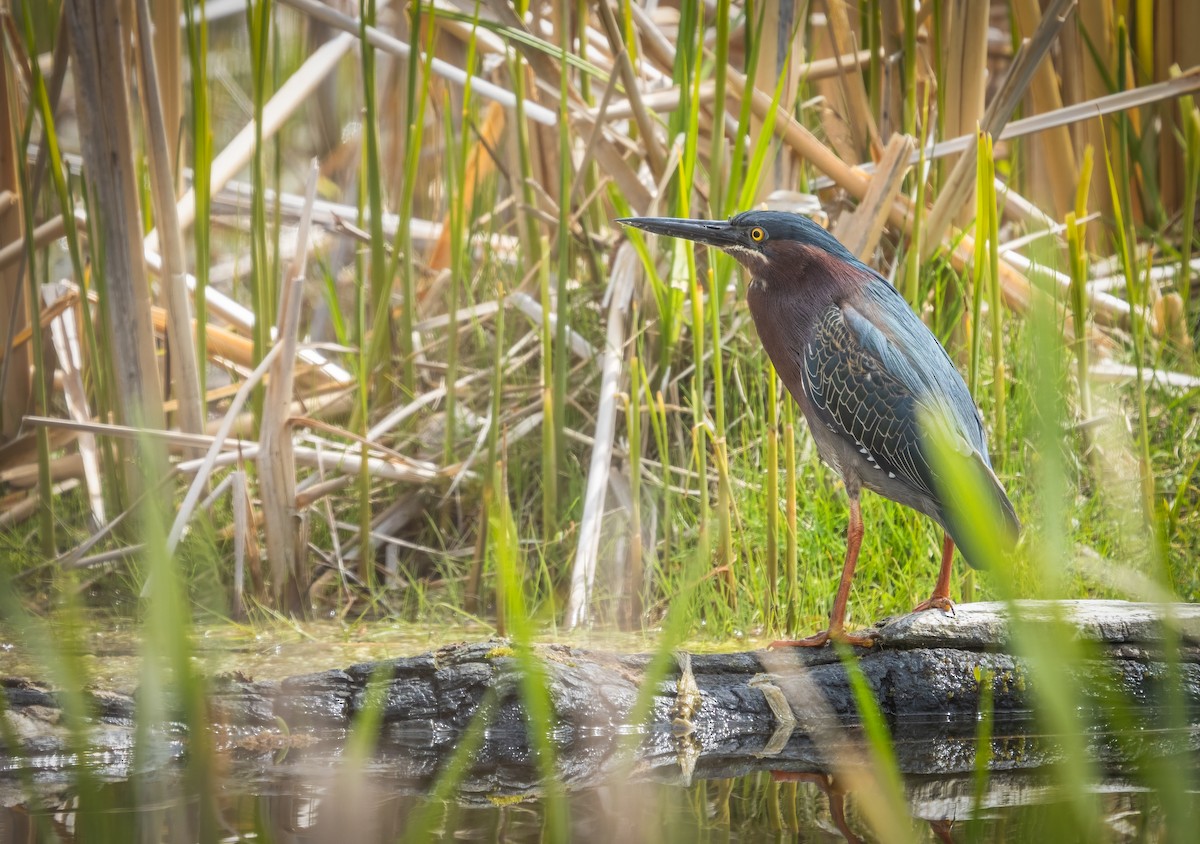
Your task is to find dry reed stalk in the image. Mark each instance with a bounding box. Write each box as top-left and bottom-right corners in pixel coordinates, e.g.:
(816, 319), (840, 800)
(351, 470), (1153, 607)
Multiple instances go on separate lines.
(938, 0), (990, 178)
(585, 81), (718, 124)
(66, 0), (165, 443)
(564, 242), (638, 630)
(824, 0), (882, 161)
(1012, 0), (1079, 218)
(1088, 258), (1200, 294)
(294, 474), (354, 508)
(0, 10), (70, 435)
(922, 0), (1077, 262)
(227, 468), (250, 617)
(29, 393), (350, 451)
(24, 415), (225, 453)
(751, 0), (789, 174)
(822, 70), (1200, 182)
(1062, 0), (1114, 241)
(65, 544), (145, 569)
(0, 422), (92, 476)
(597, 0), (666, 180)
(204, 389), (355, 439)
(177, 442), (443, 483)
(0, 453), (84, 488)
(877, 0), (905, 139)
(1090, 359), (1200, 390)
(1155, 2), (1179, 213)
(567, 109), (654, 213)
(258, 159), (319, 613)
(163, 383), (241, 415)
(507, 291), (597, 359)
(150, 0), (181, 181)
(164, 343), (283, 556)
(568, 53), (626, 190)
(133, 0), (204, 439)
(833, 133), (915, 261)
(0, 286), (79, 367)
(995, 180), (1060, 230)
(42, 282), (104, 525)
(0, 46), (26, 440)
(0, 216), (69, 273)
(214, 178), (524, 263)
(73, 272), (345, 390)
(996, 246), (1135, 329)
(413, 300), (501, 331)
(0, 495), (39, 529)
(36, 464), (178, 573)
(148, 305), (252, 372)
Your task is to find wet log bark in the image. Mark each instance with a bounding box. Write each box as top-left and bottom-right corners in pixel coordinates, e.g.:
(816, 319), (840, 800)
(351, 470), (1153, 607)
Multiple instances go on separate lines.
(3, 600), (1199, 801)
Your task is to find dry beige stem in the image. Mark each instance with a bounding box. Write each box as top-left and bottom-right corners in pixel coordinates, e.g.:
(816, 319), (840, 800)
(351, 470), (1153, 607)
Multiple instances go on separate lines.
(834, 134), (916, 262)
(133, 0), (204, 439)
(564, 242), (639, 630)
(258, 159), (319, 612)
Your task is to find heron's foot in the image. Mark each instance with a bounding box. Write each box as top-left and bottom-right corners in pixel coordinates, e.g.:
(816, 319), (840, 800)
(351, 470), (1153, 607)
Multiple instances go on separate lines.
(911, 595), (956, 616)
(769, 629), (875, 649)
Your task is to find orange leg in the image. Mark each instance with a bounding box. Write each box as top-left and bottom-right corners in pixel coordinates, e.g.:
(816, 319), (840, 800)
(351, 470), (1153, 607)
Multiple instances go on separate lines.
(772, 497), (874, 648)
(912, 533), (956, 615)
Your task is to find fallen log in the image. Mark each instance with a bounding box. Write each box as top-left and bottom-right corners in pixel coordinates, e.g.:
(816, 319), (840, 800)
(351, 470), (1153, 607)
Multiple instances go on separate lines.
(2, 600), (1199, 805)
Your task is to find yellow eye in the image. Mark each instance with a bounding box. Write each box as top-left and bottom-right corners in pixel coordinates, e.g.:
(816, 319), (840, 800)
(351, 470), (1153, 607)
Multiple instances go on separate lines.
(750, 227), (766, 242)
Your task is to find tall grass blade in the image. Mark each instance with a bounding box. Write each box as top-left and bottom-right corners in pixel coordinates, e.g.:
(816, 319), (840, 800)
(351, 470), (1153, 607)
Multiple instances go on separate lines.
(487, 456), (568, 838)
(183, 0), (211, 399)
(361, 0), (394, 383)
(246, 0), (274, 427)
(765, 364), (779, 630)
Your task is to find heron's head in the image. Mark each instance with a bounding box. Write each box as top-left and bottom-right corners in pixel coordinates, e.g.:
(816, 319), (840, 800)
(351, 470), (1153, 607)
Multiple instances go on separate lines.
(617, 210), (864, 285)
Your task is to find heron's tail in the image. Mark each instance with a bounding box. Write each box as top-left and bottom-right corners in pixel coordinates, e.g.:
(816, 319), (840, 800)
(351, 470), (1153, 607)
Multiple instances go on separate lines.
(940, 458), (1020, 571)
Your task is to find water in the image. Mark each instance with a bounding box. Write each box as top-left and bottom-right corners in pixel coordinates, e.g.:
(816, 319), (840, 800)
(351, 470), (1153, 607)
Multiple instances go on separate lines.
(0, 739), (1194, 842)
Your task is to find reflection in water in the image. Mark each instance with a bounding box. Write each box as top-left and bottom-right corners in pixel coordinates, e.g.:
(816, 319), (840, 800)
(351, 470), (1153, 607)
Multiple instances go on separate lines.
(1, 738), (1194, 842)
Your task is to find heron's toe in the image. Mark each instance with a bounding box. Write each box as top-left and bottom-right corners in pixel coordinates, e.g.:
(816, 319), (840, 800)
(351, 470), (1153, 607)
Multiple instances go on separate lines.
(832, 629), (876, 647)
(769, 630), (831, 649)
(912, 596), (956, 616)
(769, 629), (876, 648)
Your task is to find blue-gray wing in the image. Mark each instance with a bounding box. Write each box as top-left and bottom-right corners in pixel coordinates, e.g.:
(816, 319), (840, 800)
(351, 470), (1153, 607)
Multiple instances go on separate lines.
(854, 279), (990, 461)
(801, 302), (939, 499)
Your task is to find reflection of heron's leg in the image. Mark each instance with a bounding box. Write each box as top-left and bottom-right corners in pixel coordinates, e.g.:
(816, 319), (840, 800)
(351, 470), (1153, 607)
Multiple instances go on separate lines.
(928, 818), (956, 843)
(768, 772), (864, 844)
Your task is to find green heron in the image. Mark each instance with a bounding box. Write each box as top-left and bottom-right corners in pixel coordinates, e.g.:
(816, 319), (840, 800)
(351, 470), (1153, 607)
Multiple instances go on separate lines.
(618, 211), (1019, 646)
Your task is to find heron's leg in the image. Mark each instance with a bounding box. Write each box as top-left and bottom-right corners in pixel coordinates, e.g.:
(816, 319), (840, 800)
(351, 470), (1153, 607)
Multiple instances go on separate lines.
(912, 533), (956, 614)
(772, 496), (873, 648)
(826, 496), (865, 633)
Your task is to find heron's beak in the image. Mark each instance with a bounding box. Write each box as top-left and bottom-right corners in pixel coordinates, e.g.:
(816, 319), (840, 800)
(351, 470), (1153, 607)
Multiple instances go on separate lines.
(616, 216), (742, 249)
